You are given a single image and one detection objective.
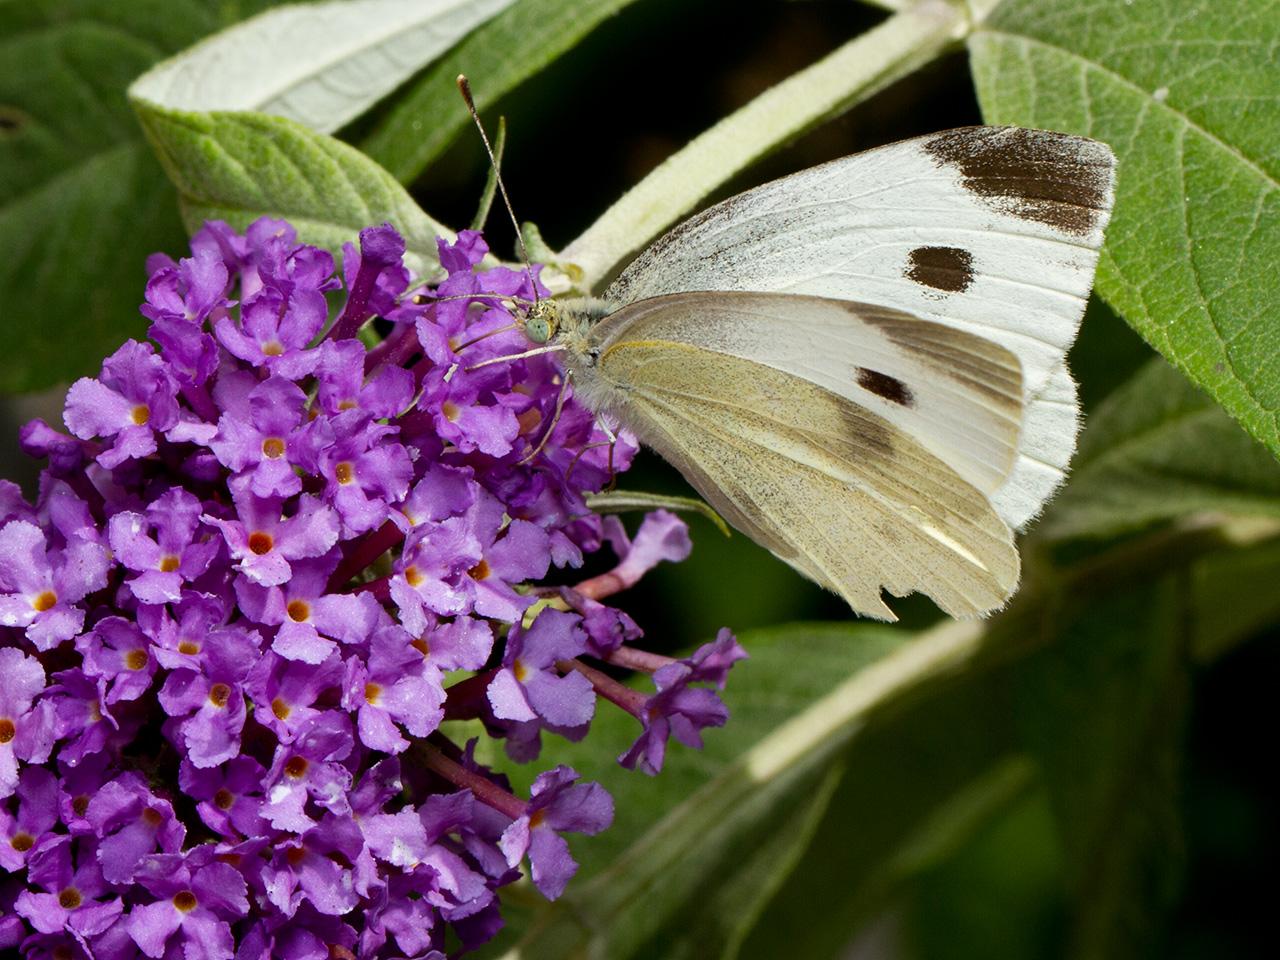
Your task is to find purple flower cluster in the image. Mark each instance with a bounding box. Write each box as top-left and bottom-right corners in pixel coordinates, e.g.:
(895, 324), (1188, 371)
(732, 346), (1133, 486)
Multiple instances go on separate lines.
(0, 219), (746, 958)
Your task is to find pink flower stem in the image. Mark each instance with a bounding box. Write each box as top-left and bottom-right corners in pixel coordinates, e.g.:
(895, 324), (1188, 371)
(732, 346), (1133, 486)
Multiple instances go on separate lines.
(328, 520), (404, 592)
(415, 740), (525, 820)
(349, 576), (390, 602)
(180, 383), (219, 423)
(364, 323), (418, 373)
(603, 646), (674, 674)
(558, 658), (647, 719)
(572, 571), (627, 601)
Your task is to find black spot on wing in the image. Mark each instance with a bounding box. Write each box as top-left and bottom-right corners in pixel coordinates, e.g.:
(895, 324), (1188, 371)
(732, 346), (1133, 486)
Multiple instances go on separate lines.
(923, 127), (1114, 237)
(856, 367), (915, 407)
(905, 246), (975, 293)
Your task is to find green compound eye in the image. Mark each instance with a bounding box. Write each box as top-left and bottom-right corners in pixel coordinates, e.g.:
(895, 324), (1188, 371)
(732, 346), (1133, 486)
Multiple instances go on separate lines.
(525, 314), (551, 344)
(524, 302), (558, 344)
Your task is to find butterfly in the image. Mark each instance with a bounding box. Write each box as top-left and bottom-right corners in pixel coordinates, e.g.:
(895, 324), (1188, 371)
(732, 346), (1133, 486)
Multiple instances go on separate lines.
(507, 126), (1115, 621)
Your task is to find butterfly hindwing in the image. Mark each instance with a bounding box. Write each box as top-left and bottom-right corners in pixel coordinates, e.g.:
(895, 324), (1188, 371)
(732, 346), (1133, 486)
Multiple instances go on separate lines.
(588, 332), (1020, 620)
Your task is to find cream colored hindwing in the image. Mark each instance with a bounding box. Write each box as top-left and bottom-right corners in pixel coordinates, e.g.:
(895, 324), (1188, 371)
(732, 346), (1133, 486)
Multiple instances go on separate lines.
(596, 340), (1020, 620)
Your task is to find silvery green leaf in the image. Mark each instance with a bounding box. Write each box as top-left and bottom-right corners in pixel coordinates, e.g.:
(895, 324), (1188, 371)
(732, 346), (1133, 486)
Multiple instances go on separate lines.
(130, 0), (516, 134)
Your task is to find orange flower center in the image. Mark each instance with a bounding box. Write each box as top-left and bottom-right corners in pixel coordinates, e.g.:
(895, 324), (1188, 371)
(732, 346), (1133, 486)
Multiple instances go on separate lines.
(517, 408), (542, 434)
(271, 697), (291, 721)
(173, 890), (198, 912)
(335, 461), (355, 485)
(125, 649), (149, 671)
(32, 590), (57, 612)
(404, 565), (423, 588)
(262, 341), (285, 357)
(364, 682), (382, 705)
(131, 405), (151, 426)
(178, 640), (200, 655)
(286, 600), (311, 623)
(261, 437), (286, 459)
(0, 718), (14, 743)
(248, 531), (274, 555)
(58, 887), (82, 910)
(159, 554), (181, 573)
(214, 788), (235, 810)
(9, 832), (34, 852)
(284, 756), (309, 779)
(208, 683), (231, 707)
(468, 558), (490, 581)
(441, 401), (460, 423)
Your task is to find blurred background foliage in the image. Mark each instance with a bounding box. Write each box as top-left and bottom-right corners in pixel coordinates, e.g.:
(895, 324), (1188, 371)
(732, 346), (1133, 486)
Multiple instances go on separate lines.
(1, 1), (1276, 958)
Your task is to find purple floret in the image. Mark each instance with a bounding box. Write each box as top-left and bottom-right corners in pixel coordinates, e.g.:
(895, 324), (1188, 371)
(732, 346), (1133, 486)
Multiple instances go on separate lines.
(488, 609), (595, 730)
(620, 629), (748, 775)
(0, 520), (110, 651)
(108, 488), (217, 605)
(498, 766), (613, 899)
(63, 340), (181, 469)
(125, 847), (249, 960)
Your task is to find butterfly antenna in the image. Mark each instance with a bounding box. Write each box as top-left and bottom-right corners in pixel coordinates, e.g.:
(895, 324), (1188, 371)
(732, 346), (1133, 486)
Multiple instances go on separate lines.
(457, 75), (538, 306)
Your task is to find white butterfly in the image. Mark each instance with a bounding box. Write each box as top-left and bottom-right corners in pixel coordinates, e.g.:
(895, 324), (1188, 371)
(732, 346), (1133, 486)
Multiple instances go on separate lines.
(519, 126), (1116, 621)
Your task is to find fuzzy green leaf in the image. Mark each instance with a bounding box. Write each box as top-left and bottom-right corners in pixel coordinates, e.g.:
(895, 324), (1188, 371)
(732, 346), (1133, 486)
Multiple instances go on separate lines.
(1040, 359), (1280, 542)
(131, 103), (449, 274)
(968, 0), (1280, 459)
(360, 0), (644, 183)
(0, 0), (279, 393)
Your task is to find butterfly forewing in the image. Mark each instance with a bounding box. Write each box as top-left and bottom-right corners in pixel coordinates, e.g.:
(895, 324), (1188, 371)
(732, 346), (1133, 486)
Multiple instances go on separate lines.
(589, 337), (1020, 620)
(603, 127), (1116, 527)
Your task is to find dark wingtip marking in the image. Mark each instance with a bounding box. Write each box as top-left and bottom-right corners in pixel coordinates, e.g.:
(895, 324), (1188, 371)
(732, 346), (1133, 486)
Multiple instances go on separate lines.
(856, 367), (915, 407)
(923, 127), (1114, 237)
(905, 245), (975, 293)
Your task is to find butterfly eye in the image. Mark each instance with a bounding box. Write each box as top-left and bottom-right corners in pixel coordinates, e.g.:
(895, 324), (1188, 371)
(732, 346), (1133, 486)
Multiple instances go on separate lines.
(524, 303), (559, 344)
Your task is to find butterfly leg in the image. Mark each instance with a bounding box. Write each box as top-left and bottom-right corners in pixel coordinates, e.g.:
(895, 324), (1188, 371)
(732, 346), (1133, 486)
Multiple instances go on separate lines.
(517, 371), (573, 465)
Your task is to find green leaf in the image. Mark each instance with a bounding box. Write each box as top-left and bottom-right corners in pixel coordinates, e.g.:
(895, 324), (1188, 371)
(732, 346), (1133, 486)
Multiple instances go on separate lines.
(0, 0), (279, 393)
(1039, 359), (1280, 542)
(1012, 576), (1190, 959)
(1186, 530), (1280, 662)
(968, 0), (1280, 460)
(737, 701), (1030, 960)
(130, 0), (516, 135)
(360, 0), (645, 183)
(130, 103), (449, 274)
